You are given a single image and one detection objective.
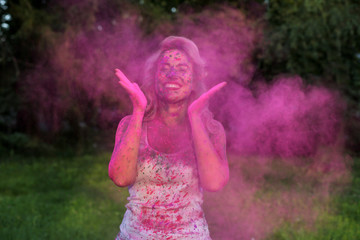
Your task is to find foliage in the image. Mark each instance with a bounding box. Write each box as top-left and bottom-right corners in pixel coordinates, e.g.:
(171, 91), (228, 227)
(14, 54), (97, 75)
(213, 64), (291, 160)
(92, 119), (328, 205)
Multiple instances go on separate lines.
(0, 67), (18, 133)
(1, 0), (135, 152)
(1, 0), (263, 153)
(130, 0), (265, 15)
(257, 0), (360, 153)
(1, 0), (360, 154)
(0, 0), (64, 153)
(260, 0), (360, 83)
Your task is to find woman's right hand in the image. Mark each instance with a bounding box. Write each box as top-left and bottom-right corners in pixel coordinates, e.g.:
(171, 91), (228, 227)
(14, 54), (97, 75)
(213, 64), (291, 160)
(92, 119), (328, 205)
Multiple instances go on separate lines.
(115, 69), (147, 114)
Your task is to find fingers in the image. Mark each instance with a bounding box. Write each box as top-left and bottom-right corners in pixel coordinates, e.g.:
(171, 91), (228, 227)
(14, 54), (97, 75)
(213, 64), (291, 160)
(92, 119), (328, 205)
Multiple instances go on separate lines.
(115, 69), (132, 86)
(117, 80), (130, 91)
(115, 69), (134, 94)
(200, 81), (227, 101)
(133, 83), (140, 89)
(115, 69), (138, 91)
(115, 69), (145, 98)
(207, 82), (227, 96)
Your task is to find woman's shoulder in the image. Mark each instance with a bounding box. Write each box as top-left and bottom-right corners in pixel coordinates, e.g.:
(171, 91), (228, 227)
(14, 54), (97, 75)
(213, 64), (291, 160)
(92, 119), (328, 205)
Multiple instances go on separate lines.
(117, 115), (132, 127)
(115, 115), (132, 136)
(120, 114), (132, 122)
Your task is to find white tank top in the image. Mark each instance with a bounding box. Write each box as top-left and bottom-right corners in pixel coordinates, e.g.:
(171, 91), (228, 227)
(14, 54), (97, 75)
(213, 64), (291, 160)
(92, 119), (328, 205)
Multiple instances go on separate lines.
(117, 117), (211, 240)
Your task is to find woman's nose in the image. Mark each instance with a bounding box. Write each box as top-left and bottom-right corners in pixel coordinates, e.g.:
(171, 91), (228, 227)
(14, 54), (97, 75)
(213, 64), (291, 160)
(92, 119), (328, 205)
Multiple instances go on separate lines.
(166, 67), (177, 78)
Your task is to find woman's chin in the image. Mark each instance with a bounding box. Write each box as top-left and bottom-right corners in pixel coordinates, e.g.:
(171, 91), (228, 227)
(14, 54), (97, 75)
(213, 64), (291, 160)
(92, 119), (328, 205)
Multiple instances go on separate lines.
(159, 95), (190, 104)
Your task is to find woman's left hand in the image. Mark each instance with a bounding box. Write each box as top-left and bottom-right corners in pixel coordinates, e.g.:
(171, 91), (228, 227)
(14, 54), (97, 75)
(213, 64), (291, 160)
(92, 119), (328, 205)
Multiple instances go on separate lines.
(188, 82), (227, 118)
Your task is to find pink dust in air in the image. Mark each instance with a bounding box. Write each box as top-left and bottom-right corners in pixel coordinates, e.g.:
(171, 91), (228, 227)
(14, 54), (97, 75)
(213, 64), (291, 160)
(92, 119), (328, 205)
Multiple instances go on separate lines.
(24, 2), (351, 239)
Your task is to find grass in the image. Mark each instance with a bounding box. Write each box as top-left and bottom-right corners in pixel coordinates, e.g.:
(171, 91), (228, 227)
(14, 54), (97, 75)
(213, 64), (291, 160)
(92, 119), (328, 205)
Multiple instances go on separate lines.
(0, 153), (359, 240)
(0, 153), (128, 240)
(265, 157), (360, 240)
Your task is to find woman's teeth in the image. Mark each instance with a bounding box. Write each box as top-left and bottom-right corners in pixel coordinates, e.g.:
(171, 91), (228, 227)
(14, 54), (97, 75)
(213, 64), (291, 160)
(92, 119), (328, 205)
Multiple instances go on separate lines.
(164, 83), (181, 89)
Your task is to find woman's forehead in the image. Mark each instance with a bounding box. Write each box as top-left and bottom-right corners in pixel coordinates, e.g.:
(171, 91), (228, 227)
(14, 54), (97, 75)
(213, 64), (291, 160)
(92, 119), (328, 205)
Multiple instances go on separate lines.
(160, 49), (190, 64)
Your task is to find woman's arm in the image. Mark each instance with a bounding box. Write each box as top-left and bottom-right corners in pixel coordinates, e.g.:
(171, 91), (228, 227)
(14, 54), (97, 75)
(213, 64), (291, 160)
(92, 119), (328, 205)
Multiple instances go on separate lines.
(188, 82), (229, 192)
(108, 69), (147, 187)
(109, 112), (144, 187)
(189, 114), (229, 192)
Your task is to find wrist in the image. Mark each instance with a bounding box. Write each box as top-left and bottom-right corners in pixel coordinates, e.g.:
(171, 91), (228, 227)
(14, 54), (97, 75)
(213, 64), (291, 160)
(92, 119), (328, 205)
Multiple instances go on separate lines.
(132, 108), (145, 117)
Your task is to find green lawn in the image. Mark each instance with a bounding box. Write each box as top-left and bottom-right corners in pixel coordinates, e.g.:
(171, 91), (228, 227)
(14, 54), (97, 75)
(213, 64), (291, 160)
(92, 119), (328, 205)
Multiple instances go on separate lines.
(265, 157), (360, 240)
(0, 153), (359, 240)
(0, 153), (128, 240)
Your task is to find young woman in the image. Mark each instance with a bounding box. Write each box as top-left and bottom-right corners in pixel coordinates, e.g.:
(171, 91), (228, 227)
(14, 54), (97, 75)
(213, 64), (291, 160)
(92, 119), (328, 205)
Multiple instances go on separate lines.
(109, 36), (229, 240)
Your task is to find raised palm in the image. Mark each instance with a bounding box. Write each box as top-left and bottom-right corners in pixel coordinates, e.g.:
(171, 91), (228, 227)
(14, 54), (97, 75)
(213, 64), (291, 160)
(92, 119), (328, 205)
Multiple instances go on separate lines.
(188, 82), (227, 117)
(115, 69), (147, 113)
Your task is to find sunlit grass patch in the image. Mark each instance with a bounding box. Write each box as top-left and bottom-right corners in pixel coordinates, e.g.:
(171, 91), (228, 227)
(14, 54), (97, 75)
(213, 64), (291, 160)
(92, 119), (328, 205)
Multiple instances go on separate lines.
(267, 209), (360, 240)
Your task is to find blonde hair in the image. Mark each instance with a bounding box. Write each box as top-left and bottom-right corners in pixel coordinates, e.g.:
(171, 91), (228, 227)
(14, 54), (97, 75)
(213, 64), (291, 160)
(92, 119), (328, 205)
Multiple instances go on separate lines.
(142, 36), (207, 121)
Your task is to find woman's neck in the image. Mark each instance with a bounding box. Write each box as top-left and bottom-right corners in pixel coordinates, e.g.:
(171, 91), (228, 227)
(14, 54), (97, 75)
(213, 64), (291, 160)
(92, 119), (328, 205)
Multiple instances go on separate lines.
(157, 99), (189, 127)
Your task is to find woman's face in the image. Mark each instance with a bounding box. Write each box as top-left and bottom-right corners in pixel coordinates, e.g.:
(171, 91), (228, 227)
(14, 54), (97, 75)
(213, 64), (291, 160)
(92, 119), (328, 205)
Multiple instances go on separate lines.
(155, 49), (193, 103)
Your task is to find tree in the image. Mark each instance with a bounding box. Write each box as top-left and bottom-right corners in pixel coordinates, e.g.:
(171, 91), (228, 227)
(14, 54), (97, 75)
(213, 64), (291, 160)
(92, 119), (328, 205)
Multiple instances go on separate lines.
(258, 0), (360, 153)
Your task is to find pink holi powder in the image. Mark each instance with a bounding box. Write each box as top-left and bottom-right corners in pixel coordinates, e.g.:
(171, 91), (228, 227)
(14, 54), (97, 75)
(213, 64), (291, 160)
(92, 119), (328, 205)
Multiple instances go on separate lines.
(217, 76), (344, 158)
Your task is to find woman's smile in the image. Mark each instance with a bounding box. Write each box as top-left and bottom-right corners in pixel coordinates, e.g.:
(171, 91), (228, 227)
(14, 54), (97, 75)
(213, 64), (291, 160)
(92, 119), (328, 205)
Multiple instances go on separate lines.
(155, 49), (193, 102)
(163, 82), (181, 90)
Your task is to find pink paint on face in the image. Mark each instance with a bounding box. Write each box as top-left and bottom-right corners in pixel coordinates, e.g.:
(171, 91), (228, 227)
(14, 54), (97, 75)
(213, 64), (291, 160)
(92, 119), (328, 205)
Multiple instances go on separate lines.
(155, 49), (193, 103)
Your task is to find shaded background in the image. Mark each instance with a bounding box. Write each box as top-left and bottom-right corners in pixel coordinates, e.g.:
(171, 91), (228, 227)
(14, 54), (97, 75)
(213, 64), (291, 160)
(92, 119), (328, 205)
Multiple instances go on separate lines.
(1, 0), (359, 239)
(1, 0), (359, 156)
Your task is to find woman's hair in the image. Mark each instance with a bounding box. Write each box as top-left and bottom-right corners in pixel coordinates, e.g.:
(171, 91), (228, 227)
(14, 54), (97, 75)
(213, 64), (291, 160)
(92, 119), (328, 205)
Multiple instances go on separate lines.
(142, 36), (207, 121)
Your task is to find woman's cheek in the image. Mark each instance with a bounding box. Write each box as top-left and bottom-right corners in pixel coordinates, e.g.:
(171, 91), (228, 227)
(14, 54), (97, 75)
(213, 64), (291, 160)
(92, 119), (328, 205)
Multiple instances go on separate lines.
(157, 71), (166, 80)
(184, 78), (193, 95)
(156, 74), (166, 88)
(183, 73), (192, 84)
